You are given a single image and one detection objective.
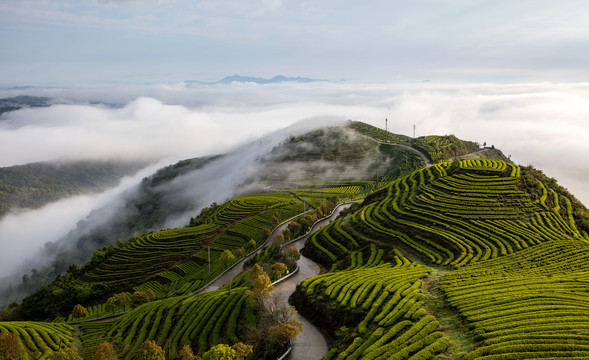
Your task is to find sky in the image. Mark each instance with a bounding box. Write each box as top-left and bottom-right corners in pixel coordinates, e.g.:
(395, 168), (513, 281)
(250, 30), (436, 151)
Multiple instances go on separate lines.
(1, 0), (589, 83)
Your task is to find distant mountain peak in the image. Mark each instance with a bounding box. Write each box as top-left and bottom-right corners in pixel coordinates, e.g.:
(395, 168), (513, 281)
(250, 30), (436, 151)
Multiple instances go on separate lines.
(185, 74), (325, 85)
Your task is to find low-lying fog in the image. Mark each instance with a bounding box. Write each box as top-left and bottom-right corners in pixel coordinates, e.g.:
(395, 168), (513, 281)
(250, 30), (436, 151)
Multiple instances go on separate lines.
(1, 80), (588, 284)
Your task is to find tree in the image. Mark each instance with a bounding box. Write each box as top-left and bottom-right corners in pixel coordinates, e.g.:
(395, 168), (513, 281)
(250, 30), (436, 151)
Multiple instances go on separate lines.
(335, 326), (351, 344)
(219, 249), (236, 269)
(231, 343), (252, 360)
(284, 246), (300, 262)
(131, 340), (165, 360)
(299, 217), (312, 233)
(178, 345), (199, 360)
(448, 159), (461, 174)
(270, 234), (285, 251)
(72, 304), (87, 321)
(282, 227), (291, 241)
(246, 264), (265, 286)
(0, 332), (27, 360)
(146, 288), (157, 301)
(250, 273), (273, 304)
(234, 247), (245, 258)
(268, 320), (304, 345)
(287, 222), (300, 237)
(49, 347), (83, 360)
(0, 302), (20, 321)
(116, 293), (128, 311)
(270, 262), (288, 281)
(267, 300), (298, 325)
(245, 239), (256, 251)
(93, 342), (117, 360)
(262, 228), (272, 239)
(105, 296), (118, 315)
(202, 344), (235, 360)
(130, 291), (150, 308)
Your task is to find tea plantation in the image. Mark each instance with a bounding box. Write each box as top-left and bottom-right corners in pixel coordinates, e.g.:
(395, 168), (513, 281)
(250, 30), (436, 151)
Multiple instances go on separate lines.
(3, 122), (589, 360)
(297, 157), (589, 359)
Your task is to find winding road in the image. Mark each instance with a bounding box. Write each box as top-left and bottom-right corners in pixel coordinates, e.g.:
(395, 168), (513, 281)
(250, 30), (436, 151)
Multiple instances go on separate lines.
(274, 203), (353, 360)
(368, 137), (432, 166)
(201, 202), (353, 360)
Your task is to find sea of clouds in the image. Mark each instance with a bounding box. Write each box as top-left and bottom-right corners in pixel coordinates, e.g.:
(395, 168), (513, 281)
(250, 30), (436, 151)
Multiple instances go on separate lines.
(0, 80), (588, 278)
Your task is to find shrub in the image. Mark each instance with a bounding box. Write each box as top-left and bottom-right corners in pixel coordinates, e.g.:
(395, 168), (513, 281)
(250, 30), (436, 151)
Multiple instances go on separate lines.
(131, 340), (165, 360)
(93, 342), (117, 360)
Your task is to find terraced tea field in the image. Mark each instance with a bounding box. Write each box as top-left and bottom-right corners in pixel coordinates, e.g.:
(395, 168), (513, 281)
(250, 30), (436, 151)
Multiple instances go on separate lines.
(78, 288), (253, 359)
(296, 246), (449, 360)
(71, 193), (300, 320)
(6, 122), (589, 360)
(440, 239), (589, 359)
(0, 322), (74, 359)
(297, 159), (589, 359)
(307, 159), (587, 268)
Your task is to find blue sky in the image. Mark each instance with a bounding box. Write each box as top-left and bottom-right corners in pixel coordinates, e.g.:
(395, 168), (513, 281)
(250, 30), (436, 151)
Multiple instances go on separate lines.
(2, 0), (589, 84)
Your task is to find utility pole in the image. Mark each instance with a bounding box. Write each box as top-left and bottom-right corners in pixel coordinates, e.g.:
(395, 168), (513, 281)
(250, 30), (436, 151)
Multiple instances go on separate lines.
(208, 246), (210, 278)
(413, 124), (416, 138)
(385, 118), (388, 132)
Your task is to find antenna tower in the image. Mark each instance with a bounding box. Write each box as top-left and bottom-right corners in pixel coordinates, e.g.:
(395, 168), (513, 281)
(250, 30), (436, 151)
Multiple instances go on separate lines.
(413, 124), (416, 138)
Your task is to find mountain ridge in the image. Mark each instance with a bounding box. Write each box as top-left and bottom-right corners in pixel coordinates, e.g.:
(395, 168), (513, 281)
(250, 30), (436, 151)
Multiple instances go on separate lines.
(185, 74), (325, 85)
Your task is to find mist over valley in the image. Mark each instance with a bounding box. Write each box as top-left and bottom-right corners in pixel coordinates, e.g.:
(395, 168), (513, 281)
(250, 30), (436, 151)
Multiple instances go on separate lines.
(1, 81), (589, 307)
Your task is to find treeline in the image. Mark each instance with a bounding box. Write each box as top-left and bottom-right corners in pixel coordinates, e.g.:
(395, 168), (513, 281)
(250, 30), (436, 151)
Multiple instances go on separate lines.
(0, 159), (149, 218)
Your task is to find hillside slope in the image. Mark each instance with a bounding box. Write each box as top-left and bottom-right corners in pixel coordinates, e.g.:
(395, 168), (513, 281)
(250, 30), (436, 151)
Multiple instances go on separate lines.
(297, 159), (589, 359)
(2, 123), (427, 308)
(4, 122), (588, 360)
(0, 160), (149, 218)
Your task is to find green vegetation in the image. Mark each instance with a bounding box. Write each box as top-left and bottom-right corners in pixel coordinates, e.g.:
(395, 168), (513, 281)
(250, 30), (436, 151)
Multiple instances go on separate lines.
(348, 120), (481, 164)
(0, 160), (148, 219)
(296, 155), (589, 359)
(307, 159), (587, 269)
(293, 246), (448, 360)
(410, 135), (479, 163)
(0, 322), (74, 359)
(346, 121), (412, 144)
(6, 122), (589, 360)
(440, 239), (589, 359)
(77, 288), (252, 359)
(18, 193), (300, 321)
(257, 125), (425, 189)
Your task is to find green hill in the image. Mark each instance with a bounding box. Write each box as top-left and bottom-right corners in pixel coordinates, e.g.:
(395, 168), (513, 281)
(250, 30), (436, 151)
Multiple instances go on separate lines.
(0, 160), (149, 218)
(2, 121), (588, 360)
(297, 158), (589, 359)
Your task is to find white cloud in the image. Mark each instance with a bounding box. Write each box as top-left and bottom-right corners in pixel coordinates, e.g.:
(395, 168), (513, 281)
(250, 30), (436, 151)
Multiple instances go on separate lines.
(0, 163), (162, 276)
(2, 81), (588, 207)
(1, 80), (589, 281)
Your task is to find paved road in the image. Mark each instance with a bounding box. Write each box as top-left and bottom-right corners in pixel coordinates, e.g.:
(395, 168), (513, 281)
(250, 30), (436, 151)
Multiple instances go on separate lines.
(198, 221), (293, 293)
(274, 203), (353, 360)
(368, 138), (432, 166)
(200, 202), (353, 359)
